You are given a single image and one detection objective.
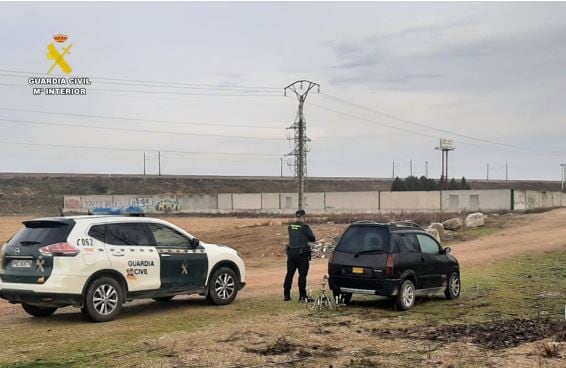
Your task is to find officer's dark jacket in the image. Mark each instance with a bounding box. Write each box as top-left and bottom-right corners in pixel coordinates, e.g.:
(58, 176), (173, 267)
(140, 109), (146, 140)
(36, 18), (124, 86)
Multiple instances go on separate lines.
(288, 221), (316, 249)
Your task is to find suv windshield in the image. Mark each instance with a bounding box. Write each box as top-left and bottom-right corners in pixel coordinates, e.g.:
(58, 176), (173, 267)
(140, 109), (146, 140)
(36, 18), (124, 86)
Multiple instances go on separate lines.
(7, 220), (74, 247)
(335, 226), (389, 254)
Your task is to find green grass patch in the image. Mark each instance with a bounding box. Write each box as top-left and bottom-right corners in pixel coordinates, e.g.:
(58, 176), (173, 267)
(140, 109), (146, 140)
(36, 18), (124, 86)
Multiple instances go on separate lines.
(2, 248), (565, 367)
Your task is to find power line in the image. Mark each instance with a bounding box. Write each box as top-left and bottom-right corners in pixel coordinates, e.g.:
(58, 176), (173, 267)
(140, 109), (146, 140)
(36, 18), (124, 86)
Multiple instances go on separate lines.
(309, 100), (566, 157)
(0, 68), (280, 91)
(0, 81), (294, 105)
(319, 92), (565, 156)
(0, 72), (277, 93)
(0, 107), (283, 130)
(0, 139), (284, 157)
(0, 117), (287, 141)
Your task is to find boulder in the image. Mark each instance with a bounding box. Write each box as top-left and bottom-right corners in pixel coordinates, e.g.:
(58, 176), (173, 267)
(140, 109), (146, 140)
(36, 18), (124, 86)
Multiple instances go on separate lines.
(428, 222), (445, 240)
(465, 212), (485, 228)
(443, 218), (463, 231)
(426, 228), (441, 242)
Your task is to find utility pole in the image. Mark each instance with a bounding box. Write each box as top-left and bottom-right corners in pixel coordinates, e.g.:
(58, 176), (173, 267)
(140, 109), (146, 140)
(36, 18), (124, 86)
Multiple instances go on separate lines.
(410, 159), (413, 177)
(158, 151), (161, 176)
(143, 152), (146, 175)
(280, 157), (284, 177)
(392, 160), (395, 178)
(561, 164), (566, 191)
(486, 163), (490, 181)
(284, 80), (320, 210)
(425, 161), (429, 178)
(505, 162), (508, 181)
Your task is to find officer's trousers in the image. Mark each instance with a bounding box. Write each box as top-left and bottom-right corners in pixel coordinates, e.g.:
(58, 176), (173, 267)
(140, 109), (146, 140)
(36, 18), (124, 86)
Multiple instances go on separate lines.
(283, 249), (310, 299)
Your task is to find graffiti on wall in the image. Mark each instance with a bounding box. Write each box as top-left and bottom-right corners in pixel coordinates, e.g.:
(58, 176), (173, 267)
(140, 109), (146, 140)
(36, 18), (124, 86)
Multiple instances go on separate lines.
(155, 199), (180, 212)
(129, 196), (153, 208)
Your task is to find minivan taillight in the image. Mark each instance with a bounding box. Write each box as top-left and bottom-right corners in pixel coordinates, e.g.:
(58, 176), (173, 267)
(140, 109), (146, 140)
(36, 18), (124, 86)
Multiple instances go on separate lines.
(384, 254), (395, 276)
(39, 242), (80, 257)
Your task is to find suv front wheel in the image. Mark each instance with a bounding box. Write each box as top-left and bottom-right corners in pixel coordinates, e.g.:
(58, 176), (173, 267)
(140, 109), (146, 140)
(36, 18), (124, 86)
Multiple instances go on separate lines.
(82, 277), (123, 322)
(206, 267), (238, 305)
(395, 279), (415, 311)
(445, 272), (461, 300)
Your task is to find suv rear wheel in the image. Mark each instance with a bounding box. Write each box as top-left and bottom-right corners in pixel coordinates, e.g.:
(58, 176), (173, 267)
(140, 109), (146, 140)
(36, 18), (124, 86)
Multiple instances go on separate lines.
(206, 267), (238, 305)
(21, 304), (57, 317)
(445, 272), (461, 300)
(82, 277), (123, 322)
(395, 279), (415, 311)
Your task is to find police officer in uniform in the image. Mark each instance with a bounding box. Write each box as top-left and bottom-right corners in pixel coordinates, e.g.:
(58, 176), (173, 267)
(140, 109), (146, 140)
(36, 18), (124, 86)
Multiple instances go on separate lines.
(284, 209), (316, 302)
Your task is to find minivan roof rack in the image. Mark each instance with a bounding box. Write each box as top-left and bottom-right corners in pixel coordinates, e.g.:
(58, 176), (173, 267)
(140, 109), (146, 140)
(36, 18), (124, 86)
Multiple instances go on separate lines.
(390, 221), (424, 230)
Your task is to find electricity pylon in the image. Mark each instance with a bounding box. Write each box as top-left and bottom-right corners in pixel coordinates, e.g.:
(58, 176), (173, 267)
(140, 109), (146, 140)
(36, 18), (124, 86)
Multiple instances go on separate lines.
(284, 80), (320, 210)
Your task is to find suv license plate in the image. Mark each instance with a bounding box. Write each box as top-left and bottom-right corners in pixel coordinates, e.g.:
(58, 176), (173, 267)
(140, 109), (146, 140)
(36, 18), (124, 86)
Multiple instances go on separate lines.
(11, 260), (32, 268)
(352, 267), (364, 274)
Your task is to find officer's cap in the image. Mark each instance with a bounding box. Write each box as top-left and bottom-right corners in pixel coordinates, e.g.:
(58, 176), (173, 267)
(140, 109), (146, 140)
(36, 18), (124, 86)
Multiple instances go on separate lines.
(295, 209), (306, 217)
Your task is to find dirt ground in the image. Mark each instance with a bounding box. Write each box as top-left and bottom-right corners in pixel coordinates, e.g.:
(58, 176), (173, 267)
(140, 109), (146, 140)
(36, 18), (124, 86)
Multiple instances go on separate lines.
(1, 210), (566, 301)
(0, 210), (565, 367)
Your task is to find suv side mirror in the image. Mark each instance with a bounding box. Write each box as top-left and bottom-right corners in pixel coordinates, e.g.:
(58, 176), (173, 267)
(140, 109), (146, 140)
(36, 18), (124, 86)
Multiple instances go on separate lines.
(190, 237), (200, 248)
(442, 247), (451, 254)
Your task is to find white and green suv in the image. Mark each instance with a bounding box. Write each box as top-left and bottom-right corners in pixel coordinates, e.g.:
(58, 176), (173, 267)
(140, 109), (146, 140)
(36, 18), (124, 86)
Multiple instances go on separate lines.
(0, 215), (246, 322)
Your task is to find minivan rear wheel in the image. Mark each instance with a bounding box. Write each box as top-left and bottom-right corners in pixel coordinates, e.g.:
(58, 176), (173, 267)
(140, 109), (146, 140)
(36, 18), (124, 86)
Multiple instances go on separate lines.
(395, 279), (415, 311)
(82, 277), (123, 322)
(21, 304), (57, 317)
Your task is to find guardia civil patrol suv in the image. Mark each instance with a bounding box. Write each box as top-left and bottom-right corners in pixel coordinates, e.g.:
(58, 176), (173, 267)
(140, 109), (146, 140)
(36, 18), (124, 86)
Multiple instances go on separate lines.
(0, 213), (246, 322)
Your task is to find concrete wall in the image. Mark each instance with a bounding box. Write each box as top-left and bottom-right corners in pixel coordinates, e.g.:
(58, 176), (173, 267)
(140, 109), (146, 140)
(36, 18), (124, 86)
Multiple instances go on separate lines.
(441, 190), (512, 213)
(381, 191), (440, 211)
(232, 193), (262, 210)
(325, 191), (380, 210)
(513, 190), (563, 210)
(64, 189), (565, 215)
(261, 193), (280, 210)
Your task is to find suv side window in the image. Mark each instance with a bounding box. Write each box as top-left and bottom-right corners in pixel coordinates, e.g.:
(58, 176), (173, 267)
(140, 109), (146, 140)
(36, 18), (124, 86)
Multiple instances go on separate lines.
(149, 223), (192, 248)
(391, 234), (404, 253)
(400, 233), (421, 253)
(88, 225), (106, 243)
(417, 234), (441, 254)
(92, 223), (152, 246)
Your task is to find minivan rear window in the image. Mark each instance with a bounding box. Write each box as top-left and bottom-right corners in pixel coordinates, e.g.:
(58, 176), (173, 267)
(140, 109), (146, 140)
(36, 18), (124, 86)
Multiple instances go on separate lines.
(7, 220), (74, 247)
(335, 226), (389, 254)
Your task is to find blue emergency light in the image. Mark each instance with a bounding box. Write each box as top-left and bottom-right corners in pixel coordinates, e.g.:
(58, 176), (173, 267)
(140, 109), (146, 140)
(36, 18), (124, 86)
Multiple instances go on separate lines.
(89, 206), (145, 216)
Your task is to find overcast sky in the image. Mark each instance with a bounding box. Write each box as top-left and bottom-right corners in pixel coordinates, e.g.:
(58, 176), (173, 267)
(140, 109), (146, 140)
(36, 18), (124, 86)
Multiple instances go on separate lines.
(0, 1), (565, 180)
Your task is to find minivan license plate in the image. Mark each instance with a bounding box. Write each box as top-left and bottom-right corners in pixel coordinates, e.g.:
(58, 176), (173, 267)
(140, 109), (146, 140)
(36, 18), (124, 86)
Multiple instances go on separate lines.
(11, 260), (32, 268)
(352, 267), (364, 274)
